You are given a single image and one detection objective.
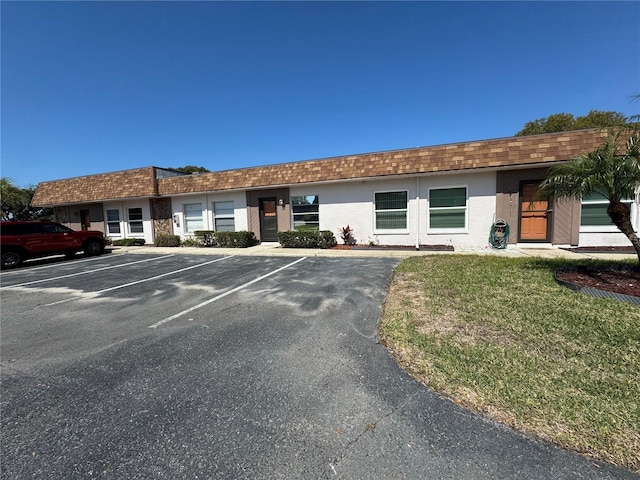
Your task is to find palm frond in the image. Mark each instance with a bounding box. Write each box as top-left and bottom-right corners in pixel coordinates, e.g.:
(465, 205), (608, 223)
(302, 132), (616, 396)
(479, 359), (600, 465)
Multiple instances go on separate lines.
(536, 131), (640, 203)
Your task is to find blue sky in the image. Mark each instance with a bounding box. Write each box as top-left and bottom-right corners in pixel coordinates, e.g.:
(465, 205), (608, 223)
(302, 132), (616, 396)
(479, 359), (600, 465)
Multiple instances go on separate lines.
(2, 1), (639, 188)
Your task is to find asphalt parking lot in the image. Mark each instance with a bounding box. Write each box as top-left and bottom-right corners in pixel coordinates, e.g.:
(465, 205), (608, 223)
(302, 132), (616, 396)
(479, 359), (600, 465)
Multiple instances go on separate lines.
(1, 252), (636, 479)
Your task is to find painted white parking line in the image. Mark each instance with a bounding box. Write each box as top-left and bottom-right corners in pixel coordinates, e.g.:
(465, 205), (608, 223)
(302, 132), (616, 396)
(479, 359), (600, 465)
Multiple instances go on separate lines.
(0, 255), (175, 290)
(0, 255), (103, 275)
(44, 256), (233, 306)
(149, 257), (307, 329)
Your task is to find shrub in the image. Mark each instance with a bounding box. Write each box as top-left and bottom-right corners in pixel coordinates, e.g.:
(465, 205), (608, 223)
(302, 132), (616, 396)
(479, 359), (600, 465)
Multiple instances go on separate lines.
(215, 231), (258, 248)
(111, 238), (145, 246)
(194, 230), (217, 247)
(154, 234), (181, 247)
(278, 230), (337, 249)
(181, 237), (201, 247)
(338, 225), (356, 245)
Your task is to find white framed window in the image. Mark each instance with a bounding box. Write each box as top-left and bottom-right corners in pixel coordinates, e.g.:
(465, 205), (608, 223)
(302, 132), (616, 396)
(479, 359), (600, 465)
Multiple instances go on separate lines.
(428, 187), (467, 232)
(213, 201), (235, 232)
(106, 209), (121, 235)
(374, 191), (408, 231)
(580, 192), (635, 232)
(292, 195), (319, 231)
(128, 208), (144, 234)
(184, 203), (204, 233)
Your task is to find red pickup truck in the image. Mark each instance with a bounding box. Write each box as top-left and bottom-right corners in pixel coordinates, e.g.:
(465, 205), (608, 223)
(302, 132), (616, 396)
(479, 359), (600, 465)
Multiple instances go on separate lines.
(0, 221), (109, 268)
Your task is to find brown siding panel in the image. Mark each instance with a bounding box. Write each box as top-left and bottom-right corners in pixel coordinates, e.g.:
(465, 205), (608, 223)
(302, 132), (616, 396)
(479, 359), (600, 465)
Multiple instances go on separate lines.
(495, 168), (550, 243)
(245, 188), (290, 241)
(551, 197), (579, 245)
(151, 198), (173, 238)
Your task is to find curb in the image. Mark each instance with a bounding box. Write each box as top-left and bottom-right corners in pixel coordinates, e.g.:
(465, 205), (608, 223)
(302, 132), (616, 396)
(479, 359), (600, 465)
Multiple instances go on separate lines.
(554, 265), (640, 306)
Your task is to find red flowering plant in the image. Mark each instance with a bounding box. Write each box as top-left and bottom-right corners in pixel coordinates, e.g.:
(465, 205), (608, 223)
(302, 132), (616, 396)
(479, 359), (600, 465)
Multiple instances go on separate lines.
(338, 225), (356, 245)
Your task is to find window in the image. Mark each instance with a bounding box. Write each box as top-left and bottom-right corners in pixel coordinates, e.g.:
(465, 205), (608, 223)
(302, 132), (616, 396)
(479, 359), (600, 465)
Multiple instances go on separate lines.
(213, 201), (235, 232)
(128, 208), (144, 234)
(106, 209), (121, 235)
(184, 203), (203, 233)
(375, 191), (408, 230)
(581, 192), (634, 230)
(429, 187), (467, 230)
(41, 223), (73, 234)
(292, 195), (319, 231)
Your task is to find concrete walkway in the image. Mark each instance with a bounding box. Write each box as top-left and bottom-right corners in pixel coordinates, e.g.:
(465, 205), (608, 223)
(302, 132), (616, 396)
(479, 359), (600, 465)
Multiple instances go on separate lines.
(110, 243), (637, 262)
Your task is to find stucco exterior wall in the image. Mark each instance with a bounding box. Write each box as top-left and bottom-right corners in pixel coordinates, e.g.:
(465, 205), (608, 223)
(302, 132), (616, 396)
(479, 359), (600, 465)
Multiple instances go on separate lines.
(579, 200), (639, 247)
(102, 200), (153, 245)
(420, 172), (496, 249)
(170, 192), (248, 238)
(291, 172), (496, 249)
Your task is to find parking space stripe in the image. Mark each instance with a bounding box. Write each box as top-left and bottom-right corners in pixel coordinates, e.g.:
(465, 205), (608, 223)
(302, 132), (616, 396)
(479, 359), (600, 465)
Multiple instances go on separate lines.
(0, 255), (175, 290)
(148, 257), (307, 329)
(44, 256), (233, 306)
(0, 255), (104, 275)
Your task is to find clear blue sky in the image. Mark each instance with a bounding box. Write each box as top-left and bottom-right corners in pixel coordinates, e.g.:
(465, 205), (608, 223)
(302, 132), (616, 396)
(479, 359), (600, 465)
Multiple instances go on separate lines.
(2, 1), (639, 188)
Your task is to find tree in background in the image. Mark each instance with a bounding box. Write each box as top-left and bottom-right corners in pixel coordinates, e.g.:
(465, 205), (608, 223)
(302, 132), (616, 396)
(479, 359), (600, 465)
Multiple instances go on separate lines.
(536, 131), (640, 263)
(0, 178), (52, 220)
(627, 93), (640, 124)
(516, 110), (626, 136)
(169, 165), (210, 174)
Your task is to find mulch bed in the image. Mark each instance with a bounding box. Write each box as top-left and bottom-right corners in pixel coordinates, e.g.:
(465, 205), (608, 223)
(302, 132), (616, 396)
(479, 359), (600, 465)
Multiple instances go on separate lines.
(556, 266), (640, 298)
(333, 244), (454, 251)
(561, 246), (636, 254)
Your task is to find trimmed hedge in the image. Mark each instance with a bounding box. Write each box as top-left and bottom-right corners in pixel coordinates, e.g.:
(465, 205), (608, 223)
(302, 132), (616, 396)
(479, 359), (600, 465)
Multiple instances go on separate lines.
(154, 234), (181, 247)
(215, 231), (258, 248)
(194, 230), (217, 247)
(111, 238), (145, 246)
(278, 230), (337, 249)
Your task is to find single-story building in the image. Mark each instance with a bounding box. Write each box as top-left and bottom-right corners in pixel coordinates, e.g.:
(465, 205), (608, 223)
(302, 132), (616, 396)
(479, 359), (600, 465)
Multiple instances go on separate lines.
(30, 128), (639, 250)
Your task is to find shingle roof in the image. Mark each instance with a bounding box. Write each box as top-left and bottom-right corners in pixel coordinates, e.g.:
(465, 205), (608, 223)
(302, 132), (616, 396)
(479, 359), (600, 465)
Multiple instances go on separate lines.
(157, 128), (613, 195)
(32, 128), (616, 206)
(31, 167), (158, 207)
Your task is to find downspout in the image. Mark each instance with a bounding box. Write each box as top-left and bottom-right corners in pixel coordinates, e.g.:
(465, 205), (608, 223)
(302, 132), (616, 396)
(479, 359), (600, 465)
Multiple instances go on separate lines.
(205, 194), (211, 231)
(415, 177), (420, 250)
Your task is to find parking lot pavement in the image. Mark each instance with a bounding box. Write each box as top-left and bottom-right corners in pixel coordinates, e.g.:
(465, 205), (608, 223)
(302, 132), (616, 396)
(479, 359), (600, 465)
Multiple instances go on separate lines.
(1, 254), (636, 479)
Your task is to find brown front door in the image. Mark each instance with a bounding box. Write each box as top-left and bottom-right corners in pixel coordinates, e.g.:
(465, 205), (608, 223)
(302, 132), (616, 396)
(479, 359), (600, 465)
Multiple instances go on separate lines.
(259, 198), (278, 242)
(519, 182), (550, 241)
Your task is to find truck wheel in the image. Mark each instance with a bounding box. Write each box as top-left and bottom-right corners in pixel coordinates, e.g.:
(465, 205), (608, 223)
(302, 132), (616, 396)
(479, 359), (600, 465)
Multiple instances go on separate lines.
(84, 240), (104, 256)
(1, 250), (23, 269)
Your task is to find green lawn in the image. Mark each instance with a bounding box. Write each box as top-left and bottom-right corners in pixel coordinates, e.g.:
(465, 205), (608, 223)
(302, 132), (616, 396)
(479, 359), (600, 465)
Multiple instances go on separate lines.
(380, 255), (640, 472)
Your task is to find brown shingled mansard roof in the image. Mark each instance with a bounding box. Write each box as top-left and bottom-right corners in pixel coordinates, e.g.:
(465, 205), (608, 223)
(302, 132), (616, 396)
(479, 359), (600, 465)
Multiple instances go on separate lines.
(32, 128), (614, 207)
(31, 167), (160, 207)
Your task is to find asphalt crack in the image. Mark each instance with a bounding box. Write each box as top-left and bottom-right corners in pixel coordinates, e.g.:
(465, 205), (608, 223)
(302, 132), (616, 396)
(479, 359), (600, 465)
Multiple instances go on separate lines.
(329, 395), (415, 476)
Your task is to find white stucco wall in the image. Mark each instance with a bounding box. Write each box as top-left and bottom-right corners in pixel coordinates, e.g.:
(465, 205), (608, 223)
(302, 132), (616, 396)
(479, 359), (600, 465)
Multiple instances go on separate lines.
(171, 192), (248, 238)
(291, 171), (496, 249)
(419, 172), (496, 249)
(579, 232), (637, 247)
(103, 200), (154, 245)
(579, 200), (639, 247)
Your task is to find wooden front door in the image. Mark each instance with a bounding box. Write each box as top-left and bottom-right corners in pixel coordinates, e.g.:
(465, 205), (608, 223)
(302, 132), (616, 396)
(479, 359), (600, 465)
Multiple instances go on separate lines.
(259, 198), (278, 242)
(519, 182), (550, 242)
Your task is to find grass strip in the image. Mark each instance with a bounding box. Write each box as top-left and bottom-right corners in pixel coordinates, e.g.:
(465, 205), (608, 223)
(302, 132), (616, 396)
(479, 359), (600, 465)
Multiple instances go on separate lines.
(380, 255), (640, 472)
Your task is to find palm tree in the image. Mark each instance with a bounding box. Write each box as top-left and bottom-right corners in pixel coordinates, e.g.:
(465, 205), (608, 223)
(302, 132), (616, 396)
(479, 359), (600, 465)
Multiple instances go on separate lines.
(0, 177), (30, 220)
(537, 130), (640, 263)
